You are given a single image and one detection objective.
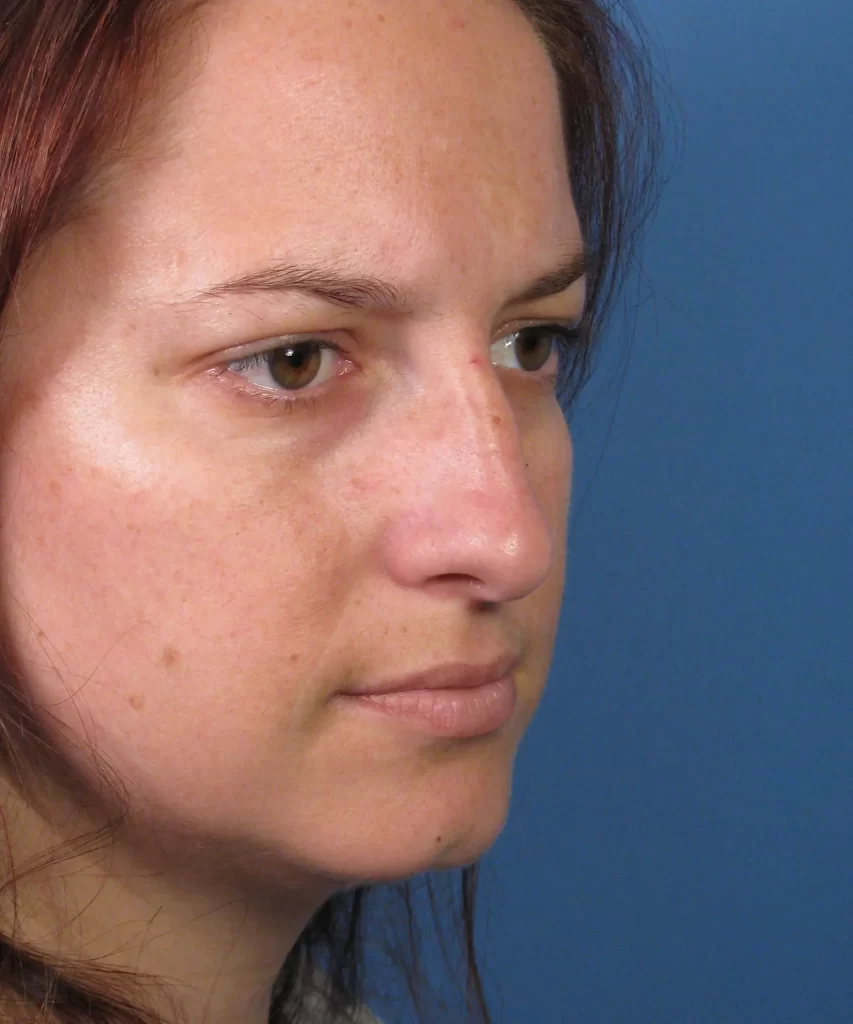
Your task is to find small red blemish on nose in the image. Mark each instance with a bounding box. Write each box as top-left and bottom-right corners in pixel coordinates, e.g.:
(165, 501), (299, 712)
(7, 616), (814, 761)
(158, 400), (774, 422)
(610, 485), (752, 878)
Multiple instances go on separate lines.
(492, 415), (503, 427)
(377, 12), (386, 22)
(470, 356), (482, 367)
(450, 17), (468, 29)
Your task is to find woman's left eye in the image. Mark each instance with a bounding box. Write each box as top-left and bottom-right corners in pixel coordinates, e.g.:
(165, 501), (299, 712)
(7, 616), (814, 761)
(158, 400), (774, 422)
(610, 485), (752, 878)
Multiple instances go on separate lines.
(491, 323), (582, 376)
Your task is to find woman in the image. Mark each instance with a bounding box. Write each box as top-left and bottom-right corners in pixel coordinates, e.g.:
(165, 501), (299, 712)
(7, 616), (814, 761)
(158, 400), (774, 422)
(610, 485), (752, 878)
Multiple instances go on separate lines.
(0, 0), (659, 1021)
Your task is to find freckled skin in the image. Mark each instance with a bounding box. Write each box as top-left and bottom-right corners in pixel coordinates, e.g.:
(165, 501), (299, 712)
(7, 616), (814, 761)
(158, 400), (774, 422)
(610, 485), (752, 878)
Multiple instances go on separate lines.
(0, 0), (583, 1020)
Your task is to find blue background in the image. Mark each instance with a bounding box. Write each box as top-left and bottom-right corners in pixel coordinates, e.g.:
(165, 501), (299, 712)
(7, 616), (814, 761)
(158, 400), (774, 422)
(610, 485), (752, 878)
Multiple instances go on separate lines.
(476, 1), (853, 1022)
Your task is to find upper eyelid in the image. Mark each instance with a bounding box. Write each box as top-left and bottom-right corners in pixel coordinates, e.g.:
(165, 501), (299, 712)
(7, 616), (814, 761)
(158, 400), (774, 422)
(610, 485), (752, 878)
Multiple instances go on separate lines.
(224, 315), (583, 357)
(224, 321), (579, 388)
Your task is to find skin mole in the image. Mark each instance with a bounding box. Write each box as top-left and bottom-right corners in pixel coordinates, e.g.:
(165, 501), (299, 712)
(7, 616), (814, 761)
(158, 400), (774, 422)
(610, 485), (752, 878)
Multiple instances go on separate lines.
(161, 645), (179, 669)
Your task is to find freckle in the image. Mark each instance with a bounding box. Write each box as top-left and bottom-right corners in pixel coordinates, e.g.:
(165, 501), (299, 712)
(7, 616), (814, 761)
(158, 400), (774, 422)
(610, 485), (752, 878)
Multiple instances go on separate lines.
(377, 12), (385, 21)
(129, 694), (144, 712)
(436, 835), (442, 844)
(289, 652), (300, 664)
(161, 645), (179, 668)
(345, 16), (353, 27)
(492, 415), (502, 427)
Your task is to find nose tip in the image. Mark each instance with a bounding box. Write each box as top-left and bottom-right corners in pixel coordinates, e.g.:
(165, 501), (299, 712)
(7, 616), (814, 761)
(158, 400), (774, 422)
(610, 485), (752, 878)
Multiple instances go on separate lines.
(380, 462), (557, 605)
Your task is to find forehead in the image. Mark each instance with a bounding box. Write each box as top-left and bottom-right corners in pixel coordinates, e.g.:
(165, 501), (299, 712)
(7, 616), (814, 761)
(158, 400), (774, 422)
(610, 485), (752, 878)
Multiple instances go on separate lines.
(93, 0), (579, 305)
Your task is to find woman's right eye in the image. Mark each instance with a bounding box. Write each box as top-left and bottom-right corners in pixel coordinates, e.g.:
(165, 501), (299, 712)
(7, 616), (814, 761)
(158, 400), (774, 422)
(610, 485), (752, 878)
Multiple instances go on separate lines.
(225, 339), (347, 400)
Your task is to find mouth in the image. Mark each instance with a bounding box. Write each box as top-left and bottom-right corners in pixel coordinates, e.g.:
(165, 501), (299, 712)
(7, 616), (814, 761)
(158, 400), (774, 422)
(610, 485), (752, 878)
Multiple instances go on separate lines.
(336, 652), (521, 739)
(337, 677), (518, 738)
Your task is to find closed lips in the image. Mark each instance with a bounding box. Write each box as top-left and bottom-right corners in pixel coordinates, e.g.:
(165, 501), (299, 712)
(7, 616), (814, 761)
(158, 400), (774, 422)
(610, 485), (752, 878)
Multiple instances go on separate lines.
(341, 651), (522, 696)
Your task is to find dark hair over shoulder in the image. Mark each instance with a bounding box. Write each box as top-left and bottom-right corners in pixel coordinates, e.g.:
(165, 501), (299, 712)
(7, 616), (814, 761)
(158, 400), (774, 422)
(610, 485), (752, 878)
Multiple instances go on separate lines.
(0, 2), (662, 1021)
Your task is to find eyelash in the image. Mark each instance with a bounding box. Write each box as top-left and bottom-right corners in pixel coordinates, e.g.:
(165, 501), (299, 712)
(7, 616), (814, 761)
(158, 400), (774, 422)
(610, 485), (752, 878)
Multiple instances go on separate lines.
(214, 322), (586, 411)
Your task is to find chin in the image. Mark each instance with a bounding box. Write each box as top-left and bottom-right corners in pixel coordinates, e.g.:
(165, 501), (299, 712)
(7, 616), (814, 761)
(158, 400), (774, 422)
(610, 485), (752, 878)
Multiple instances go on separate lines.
(343, 808), (511, 885)
(308, 753), (516, 886)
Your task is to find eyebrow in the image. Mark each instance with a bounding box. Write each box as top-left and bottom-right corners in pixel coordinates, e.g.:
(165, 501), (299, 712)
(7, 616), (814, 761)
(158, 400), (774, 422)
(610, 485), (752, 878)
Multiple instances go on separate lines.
(191, 248), (587, 314)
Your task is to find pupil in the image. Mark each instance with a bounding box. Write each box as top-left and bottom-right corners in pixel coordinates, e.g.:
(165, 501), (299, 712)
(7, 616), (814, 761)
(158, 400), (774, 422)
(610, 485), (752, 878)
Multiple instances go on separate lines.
(518, 328), (552, 372)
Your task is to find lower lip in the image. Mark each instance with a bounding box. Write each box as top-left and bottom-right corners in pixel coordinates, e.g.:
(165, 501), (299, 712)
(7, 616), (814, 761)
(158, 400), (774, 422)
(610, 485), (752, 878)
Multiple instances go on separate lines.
(339, 676), (517, 739)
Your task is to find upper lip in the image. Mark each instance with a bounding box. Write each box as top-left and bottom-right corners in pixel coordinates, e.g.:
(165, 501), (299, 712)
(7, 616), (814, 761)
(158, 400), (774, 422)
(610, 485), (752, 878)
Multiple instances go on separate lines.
(343, 651), (522, 697)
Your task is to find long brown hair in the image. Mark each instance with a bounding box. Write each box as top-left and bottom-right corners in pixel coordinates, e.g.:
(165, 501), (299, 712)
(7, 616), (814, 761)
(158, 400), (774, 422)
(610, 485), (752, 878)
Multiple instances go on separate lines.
(0, 1), (662, 1021)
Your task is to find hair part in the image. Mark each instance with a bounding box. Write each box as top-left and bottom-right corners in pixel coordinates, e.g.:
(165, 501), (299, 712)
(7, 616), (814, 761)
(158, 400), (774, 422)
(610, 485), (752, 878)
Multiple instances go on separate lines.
(0, 1), (662, 1020)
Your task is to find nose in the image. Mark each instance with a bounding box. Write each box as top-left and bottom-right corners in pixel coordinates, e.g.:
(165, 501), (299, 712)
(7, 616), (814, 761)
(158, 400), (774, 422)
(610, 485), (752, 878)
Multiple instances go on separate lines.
(378, 353), (561, 605)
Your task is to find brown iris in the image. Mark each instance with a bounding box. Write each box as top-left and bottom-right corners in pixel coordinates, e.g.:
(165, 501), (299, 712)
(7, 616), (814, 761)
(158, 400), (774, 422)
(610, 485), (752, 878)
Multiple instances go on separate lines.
(266, 343), (323, 390)
(513, 326), (555, 372)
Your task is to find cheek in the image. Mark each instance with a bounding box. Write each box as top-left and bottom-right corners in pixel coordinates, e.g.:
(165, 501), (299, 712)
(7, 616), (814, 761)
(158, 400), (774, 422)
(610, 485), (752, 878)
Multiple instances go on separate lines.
(0, 413), (352, 805)
(547, 416), (573, 536)
(527, 403), (572, 565)
(518, 409), (572, 692)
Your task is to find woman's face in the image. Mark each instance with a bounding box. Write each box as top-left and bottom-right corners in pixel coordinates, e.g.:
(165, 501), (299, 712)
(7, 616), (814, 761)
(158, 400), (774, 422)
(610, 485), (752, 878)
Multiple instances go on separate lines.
(0, 0), (583, 889)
